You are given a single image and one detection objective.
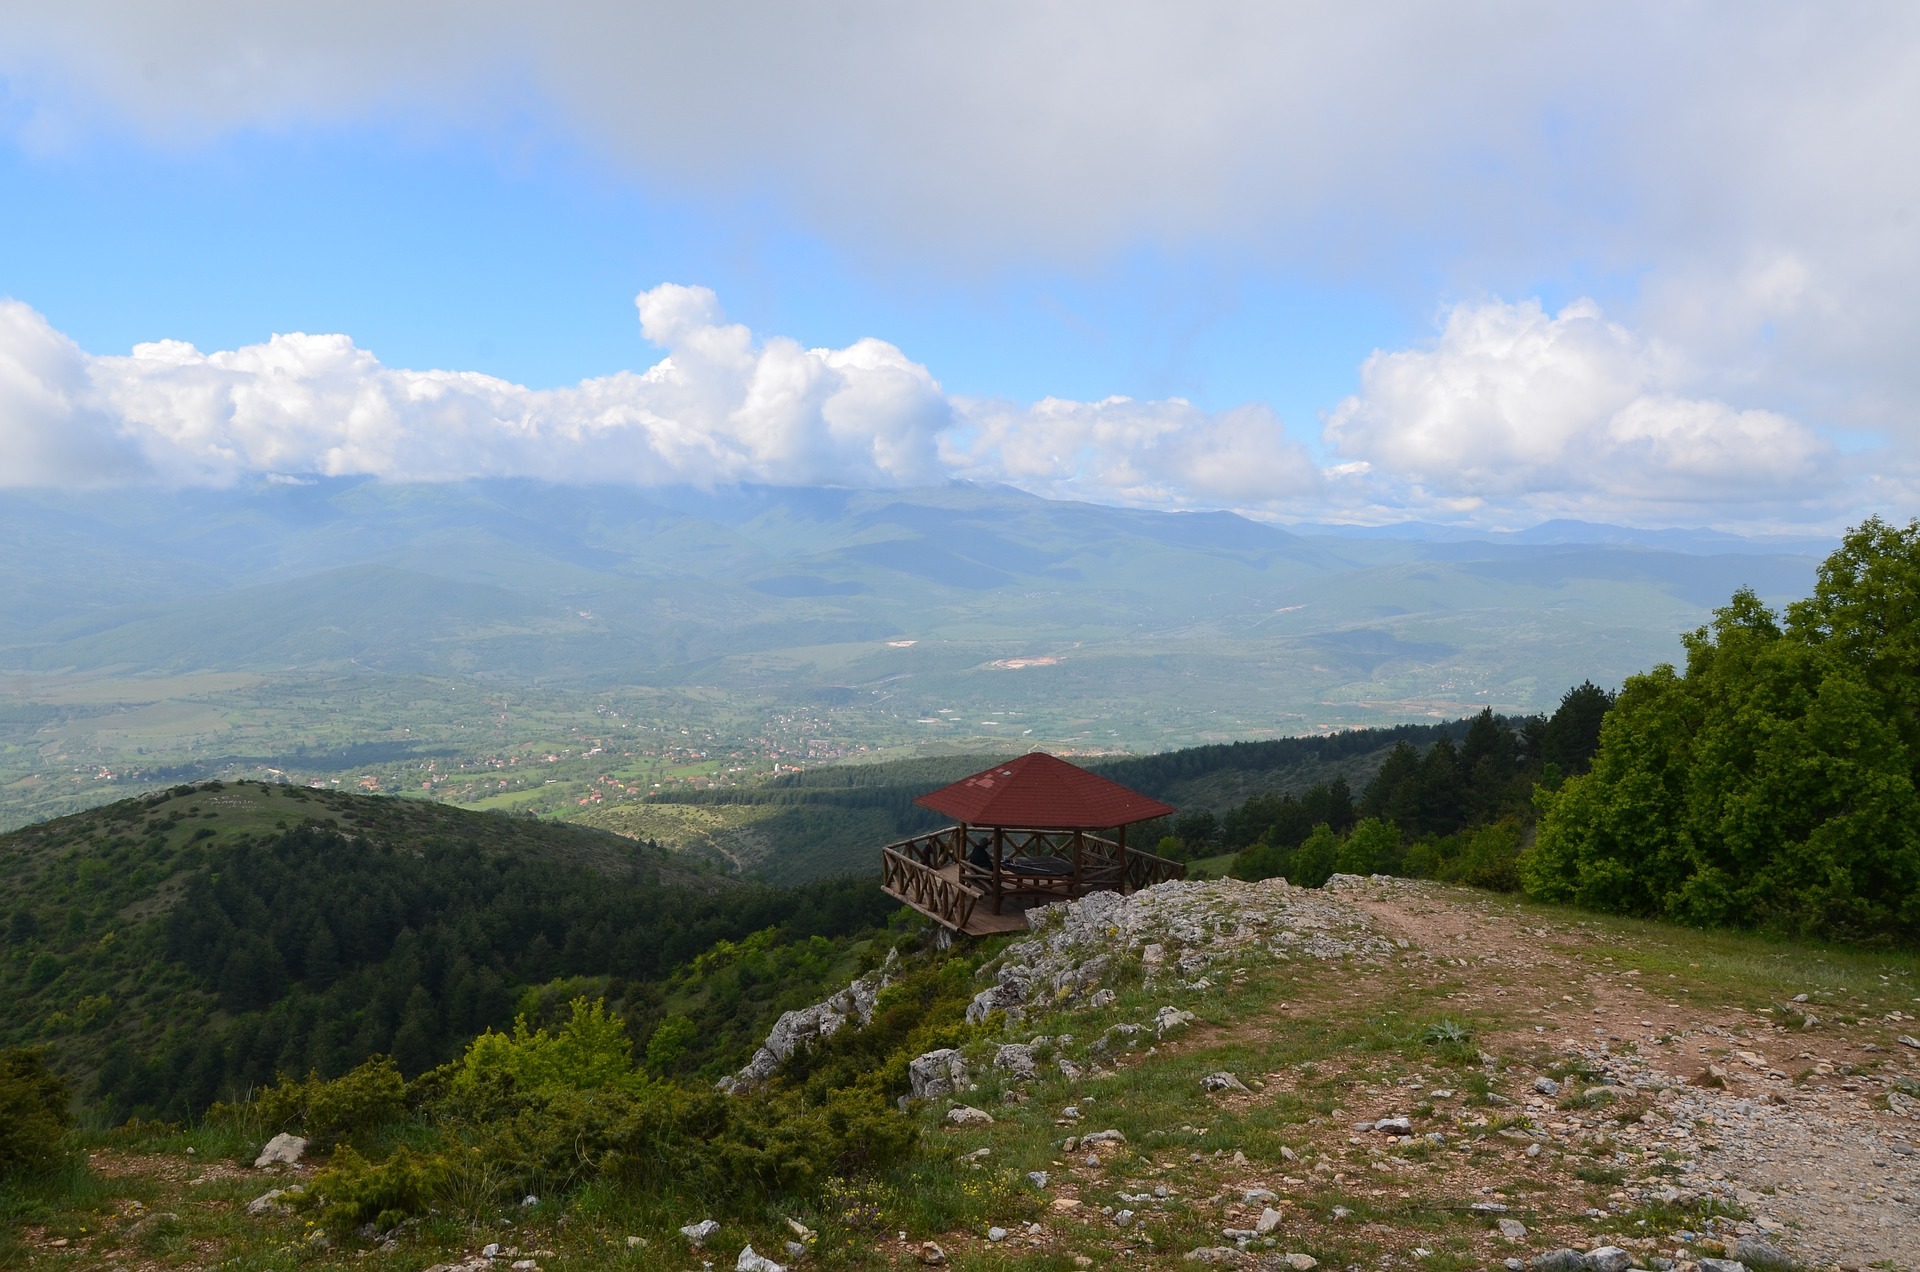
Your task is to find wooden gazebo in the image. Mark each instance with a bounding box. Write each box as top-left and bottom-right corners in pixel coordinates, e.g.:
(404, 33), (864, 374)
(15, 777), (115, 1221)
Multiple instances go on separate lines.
(878, 752), (1186, 936)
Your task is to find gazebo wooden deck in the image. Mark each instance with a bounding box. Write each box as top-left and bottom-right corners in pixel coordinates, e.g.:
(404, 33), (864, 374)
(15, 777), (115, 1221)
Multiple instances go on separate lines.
(879, 752), (1186, 936)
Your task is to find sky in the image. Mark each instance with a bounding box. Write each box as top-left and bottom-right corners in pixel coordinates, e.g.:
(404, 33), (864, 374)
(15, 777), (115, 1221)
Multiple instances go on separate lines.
(1, 1), (1918, 532)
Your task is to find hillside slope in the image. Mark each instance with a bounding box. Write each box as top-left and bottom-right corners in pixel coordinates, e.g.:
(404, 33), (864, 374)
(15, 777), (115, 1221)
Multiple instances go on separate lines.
(8, 875), (1916, 1271)
(0, 781), (893, 1116)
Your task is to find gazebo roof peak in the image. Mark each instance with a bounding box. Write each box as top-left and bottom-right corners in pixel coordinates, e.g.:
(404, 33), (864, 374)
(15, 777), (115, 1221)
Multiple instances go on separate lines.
(913, 751), (1174, 830)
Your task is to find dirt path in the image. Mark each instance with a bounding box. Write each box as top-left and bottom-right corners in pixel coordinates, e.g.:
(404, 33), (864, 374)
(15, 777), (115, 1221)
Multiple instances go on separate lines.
(1349, 882), (1920, 1270)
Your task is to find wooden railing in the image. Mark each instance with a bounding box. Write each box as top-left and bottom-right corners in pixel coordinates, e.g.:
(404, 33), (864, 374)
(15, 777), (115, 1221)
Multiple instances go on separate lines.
(880, 846), (980, 933)
(1123, 845), (1187, 891)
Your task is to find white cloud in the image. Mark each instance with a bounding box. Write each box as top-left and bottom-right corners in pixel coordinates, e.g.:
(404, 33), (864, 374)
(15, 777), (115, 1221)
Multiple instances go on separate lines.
(0, 300), (149, 486)
(1, 286), (1321, 508)
(1322, 298), (1843, 522)
(948, 396), (1318, 509)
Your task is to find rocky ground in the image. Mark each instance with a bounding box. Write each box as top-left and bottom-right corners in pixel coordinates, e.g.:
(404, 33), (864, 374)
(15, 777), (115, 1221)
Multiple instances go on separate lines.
(876, 875), (1920, 1272)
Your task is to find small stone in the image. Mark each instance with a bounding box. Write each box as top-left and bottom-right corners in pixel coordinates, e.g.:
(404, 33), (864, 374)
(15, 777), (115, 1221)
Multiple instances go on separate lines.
(1283, 1255), (1318, 1270)
(1586, 1247), (1633, 1272)
(1529, 1251), (1587, 1272)
(1242, 1188), (1278, 1204)
(736, 1245), (786, 1272)
(1733, 1235), (1792, 1268)
(1533, 1077), (1561, 1097)
(785, 1241), (806, 1259)
(521, 1194), (537, 1207)
(306, 1230), (331, 1250)
(1899, 1034), (1920, 1050)
(245, 1188), (287, 1217)
(1497, 1218), (1528, 1240)
(1074, 1258), (1094, 1269)
(1470, 1202), (1509, 1214)
(680, 1219), (720, 1246)
(1156, 1006), (1196, 1036)
(1080, 1128), (1127, 1146)
(1525, 1142), (1542, 1158)
(946, 1105), (995, 1126)
(253, 1133), (308, 1168)
(1697, 1260), (1747, 1272)
(918, 1241), (947, 1265)
(1114, 1209), (1135, 1227)
(1505, 1262), (1525, 1272)
(1255, 1207), (1284, 1233)
(987, 1226), (1008, 1242)
(1691, 1064), (1730, 1089)
(1202, 1072), (1250, 1093)
(482, 1243), (501, 1257)
(1373, 1116), (1413, 1133)
(626, 1236), (645, 1248)
(1329, 1206), (1351, 1220)
(1028, 1170), (1050, 1188)
(511, 1262), (537, 1271)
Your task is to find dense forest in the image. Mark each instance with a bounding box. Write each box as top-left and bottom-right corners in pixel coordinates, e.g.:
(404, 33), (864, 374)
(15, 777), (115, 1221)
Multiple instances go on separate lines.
(0, 783), (897, 1122)
(1528, 517), (1920, 942)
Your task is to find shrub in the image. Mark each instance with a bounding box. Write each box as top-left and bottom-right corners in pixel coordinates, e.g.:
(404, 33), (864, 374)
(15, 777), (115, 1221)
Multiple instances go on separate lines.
(1335, 817), (1399, 876)
(0, 1048), (72, 1176)
(1287, 824), (1339, 888)
(251, 1056), (406, 1147)
(1444, 821), (1524, 892)
(305, 1145), (444, 1232)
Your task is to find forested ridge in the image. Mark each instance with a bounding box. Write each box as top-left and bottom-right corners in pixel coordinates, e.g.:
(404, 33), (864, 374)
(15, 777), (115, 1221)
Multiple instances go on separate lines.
(1, 782), (896, 1122)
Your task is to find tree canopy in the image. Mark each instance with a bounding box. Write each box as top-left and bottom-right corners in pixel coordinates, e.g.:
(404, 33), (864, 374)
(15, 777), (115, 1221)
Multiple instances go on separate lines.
(1526, 518), (1920, 942)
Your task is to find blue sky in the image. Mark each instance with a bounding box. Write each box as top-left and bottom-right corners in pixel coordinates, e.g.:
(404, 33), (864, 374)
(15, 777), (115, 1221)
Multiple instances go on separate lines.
(0, 123), (1409, 434)
(1, 4), (1916, 531)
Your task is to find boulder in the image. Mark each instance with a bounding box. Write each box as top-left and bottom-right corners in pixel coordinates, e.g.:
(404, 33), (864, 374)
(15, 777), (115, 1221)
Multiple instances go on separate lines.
(994, 1044), (1038, 1081)
(1155, 1006), (1196, 1037)
(1585, 1248), (1634, 1272)
(245, 1188), (289, 1217)
(908, 1049), (970, 1101)
(253, 1133), (308, 1168)
(680, 1219), (720, 1246)
(1529, 1252), (1587, 1272)
(946, 1105), (995, 1126)
(1200, 1072), (1249, 1093)
(736, 1245), (786, 1272)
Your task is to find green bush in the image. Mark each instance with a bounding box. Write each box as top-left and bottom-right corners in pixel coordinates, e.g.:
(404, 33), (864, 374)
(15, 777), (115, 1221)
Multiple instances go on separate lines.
(0, 1048), (72, 1176)
(1287, 823), (1339, 888)
(1335, 817), (1399, 876)
(305, 1145), (444, 1232)
(251, 1055), (406, 1147)
(1443, 821), (1524, 892)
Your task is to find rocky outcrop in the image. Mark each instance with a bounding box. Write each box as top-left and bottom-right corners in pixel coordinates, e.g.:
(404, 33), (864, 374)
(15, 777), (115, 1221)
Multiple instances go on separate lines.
(906, 1048), (969, 1101)
(717, 952), (895, 1094)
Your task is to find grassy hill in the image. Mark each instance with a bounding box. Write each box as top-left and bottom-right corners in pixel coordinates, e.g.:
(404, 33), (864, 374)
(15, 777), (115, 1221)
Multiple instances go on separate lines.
(0, 781), (896, 1118)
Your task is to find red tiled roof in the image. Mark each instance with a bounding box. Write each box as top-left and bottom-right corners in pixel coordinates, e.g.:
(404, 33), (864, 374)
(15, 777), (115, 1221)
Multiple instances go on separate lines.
(913, 751), (1174, 829)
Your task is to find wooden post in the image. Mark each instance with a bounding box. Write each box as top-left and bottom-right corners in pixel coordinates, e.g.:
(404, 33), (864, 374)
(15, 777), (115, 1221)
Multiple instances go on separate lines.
(1072, 827), (1084, 895)
(993, 825), (1004, 914)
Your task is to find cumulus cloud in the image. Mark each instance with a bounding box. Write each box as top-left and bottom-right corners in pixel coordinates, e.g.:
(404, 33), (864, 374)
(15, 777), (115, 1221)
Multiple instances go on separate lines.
(1323, 298), (1841, 520)
(949, 396), (1317, 508)
(0, 286), (1320, 509)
